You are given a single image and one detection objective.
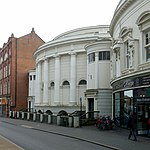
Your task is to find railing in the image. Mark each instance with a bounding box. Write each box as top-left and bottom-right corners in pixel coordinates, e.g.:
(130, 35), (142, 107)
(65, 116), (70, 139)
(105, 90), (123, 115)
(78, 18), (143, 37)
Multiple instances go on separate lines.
(80, 111), (100, 126)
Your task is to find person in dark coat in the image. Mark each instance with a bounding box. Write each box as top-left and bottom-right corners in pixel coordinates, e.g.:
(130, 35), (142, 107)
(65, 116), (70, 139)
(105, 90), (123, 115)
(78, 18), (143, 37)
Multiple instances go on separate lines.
(127, 111), (137, 141)
(147, 117), (150, 137)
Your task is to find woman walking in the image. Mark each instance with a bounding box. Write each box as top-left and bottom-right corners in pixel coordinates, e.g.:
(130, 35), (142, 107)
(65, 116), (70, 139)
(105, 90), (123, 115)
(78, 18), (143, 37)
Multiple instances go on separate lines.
(127, 111), (137, 141)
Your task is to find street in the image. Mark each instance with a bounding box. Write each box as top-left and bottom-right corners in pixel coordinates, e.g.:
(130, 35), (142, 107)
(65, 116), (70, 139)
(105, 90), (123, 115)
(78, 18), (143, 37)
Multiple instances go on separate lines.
(0, 117), (150, 150)
(0, 118), (110, 150)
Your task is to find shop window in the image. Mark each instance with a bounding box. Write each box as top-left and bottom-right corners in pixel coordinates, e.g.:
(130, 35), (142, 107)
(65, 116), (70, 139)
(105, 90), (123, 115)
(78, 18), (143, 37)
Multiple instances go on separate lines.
(88, 52), (95, 63)
(99, 51), (110, 60)
(114, 92), (120, 118)
(134, 87), (150, 97)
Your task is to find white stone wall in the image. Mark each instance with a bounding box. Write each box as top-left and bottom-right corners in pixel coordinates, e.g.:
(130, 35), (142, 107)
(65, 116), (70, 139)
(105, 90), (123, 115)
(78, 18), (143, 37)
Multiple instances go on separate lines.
(110, 0), (150, 80)
(33, 25), (113, 114)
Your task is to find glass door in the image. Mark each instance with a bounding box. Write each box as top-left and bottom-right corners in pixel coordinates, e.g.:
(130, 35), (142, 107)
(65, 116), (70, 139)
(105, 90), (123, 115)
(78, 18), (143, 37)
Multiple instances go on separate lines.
(137, 104), (150, 134)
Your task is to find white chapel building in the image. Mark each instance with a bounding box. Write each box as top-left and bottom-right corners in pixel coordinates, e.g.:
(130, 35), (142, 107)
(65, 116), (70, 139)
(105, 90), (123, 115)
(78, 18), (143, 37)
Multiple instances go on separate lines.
(30, 25), (112, 115)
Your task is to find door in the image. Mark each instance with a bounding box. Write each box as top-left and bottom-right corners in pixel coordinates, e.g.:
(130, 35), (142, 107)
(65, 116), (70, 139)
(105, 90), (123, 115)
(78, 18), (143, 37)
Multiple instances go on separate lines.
(88, 98), (94, 119)
(137, 104), (150, 134)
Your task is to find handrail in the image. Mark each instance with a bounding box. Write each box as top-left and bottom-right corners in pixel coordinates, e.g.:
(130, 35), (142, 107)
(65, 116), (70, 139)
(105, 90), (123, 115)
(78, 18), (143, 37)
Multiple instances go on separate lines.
(80, 111), (100, 119)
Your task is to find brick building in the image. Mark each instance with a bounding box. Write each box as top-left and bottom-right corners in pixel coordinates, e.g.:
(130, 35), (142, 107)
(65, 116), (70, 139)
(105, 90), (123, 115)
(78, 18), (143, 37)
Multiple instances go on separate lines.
(0, 28), (44, 115)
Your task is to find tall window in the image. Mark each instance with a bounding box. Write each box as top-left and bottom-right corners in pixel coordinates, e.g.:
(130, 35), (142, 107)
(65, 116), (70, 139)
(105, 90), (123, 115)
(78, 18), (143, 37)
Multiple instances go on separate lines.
(125, 41), (130, 68)
(145, 30), (150, 62)
(88, 53), (95, 63)
(99, 51), (110, 60)
(137, 12), (150, 62)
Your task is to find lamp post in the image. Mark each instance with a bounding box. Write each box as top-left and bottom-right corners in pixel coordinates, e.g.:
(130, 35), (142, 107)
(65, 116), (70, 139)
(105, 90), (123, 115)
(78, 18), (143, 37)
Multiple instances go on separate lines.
(80, 97), (82, 127)
(80, 97), (82, 113)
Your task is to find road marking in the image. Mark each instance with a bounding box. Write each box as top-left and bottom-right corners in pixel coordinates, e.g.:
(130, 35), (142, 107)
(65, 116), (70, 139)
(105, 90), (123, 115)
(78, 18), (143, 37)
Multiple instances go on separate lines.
(21, 125), (33, 129)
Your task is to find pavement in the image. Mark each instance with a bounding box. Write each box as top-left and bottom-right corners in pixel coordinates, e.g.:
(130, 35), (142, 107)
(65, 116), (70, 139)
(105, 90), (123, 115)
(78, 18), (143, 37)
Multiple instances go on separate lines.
(0, 117), (150, 150)
(0, 134), (22, 150)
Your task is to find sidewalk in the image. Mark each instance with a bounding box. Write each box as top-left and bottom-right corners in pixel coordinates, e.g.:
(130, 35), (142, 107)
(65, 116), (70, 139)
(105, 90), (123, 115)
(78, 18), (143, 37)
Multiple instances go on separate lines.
(0, 118), (150, 150)
(0, 135), (22, 150)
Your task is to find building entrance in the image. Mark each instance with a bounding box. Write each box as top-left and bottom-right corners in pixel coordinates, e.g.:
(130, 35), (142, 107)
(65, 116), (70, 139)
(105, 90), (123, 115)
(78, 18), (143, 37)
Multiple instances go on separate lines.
(137, 103), (150, 134)
(88, 98), (94, 118)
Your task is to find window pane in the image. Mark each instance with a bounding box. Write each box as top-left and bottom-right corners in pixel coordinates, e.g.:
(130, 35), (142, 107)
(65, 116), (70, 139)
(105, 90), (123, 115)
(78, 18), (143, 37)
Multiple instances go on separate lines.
(145, 31), (150, 45)
(30, 75), (32, 80)
(99, 52), (103, 60)
(63, 81), (70, 85)
(33, 75), (36, 80)
(79, 80), (87, 85)
(99, 51), (110, 60)
(51, 82), (55, 86)
(88, 53), (95, 63)
(146, 46), (150, 62)
(103, 51), (107, 60)
(107, 51), (110, 60)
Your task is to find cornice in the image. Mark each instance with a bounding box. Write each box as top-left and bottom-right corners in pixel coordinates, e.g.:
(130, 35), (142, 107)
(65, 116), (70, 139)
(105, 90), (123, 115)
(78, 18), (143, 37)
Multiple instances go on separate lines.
(110, 68), (150, 85)
(110, 0), (135, 36)
(53, 25), (109, 40)
(33, 36), (99, 58)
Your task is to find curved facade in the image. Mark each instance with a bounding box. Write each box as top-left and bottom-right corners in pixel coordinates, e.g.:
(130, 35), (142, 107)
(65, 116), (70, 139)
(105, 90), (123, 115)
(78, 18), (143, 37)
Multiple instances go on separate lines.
(110, 0), (150, 134)
(33, 25), (112, 114)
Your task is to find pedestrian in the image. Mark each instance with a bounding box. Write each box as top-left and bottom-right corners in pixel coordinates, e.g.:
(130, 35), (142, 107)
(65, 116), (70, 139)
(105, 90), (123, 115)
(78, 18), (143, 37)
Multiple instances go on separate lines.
(127, 111), (137, 141)
(147, 117), (150, 137)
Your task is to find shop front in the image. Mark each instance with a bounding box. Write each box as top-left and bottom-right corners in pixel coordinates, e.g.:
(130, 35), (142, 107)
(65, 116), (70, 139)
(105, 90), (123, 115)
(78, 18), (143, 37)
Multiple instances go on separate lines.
(112, 74), (150, 135)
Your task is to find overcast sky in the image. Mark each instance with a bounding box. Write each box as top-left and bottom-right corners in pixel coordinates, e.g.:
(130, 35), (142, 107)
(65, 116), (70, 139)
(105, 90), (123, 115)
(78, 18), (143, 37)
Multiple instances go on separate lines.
(0, 0), (119, 47)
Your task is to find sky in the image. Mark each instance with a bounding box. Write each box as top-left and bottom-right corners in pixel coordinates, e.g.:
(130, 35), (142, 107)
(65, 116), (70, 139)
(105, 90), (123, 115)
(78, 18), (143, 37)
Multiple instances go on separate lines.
(0, 0), (120, 47)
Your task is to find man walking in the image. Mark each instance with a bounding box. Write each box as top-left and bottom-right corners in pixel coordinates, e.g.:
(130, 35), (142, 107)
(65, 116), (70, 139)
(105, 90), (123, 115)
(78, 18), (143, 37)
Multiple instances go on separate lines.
(127, 111), (137, 141)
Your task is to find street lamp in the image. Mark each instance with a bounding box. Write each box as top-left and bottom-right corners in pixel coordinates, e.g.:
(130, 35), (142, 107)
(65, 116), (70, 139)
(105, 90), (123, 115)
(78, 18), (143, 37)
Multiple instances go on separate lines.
(80, 97), (82, 113)
(80, 97), (82, 127)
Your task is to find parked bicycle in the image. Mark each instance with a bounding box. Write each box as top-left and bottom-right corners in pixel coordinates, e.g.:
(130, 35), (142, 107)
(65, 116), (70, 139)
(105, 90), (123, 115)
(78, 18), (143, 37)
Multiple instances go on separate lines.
(96, 115), (114, 130)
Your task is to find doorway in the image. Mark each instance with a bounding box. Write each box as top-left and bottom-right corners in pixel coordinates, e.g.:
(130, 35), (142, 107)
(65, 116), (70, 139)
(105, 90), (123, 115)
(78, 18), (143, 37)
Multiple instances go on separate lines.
(137, 104), (150, 134)
(88, 98), (94, 118)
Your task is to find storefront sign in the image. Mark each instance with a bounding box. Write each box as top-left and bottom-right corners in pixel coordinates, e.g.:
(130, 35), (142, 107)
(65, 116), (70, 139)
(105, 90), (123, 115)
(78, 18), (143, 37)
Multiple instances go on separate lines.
(112, 74), (150, 91)
(136, 98), (150, 104)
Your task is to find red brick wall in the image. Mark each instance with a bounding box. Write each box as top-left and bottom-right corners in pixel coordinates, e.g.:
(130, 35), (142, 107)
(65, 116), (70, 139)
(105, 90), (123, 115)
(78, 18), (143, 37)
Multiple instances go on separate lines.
(12, 30), (44, 110)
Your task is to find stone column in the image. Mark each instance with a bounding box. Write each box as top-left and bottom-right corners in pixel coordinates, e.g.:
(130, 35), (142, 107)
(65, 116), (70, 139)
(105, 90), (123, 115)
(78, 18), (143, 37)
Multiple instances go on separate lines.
(54, 55), (60, 104)
(116, 49), (121, 76)
(69, 52), (76, 105)
(35, 61), (42, 105)
(95, 52), (99, 89)
(43, 58), (49, 105)
(139, 31), (143, 64)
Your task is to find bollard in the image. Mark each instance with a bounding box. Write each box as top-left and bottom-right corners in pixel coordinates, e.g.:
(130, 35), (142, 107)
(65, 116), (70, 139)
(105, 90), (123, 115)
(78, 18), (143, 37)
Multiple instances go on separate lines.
(13, 111), (15, 118)
(40, 114), (43, 122)
(48, 115), (52, 124)
(22, 112), (24, 120)
(9, 111), (12, 118)
(73, 116), (79, 128)
(57, 116), (61, 125)
(17, 112), (19, 119)
(69, 116), (73, 127)
(27, 113), (30, 120)
(33, 113), (36, 121)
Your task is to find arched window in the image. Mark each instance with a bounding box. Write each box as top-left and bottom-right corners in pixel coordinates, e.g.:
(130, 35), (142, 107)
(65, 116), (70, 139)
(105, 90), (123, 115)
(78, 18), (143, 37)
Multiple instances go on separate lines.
(63, 80), (70, 85)
(137, 11), (150, 62)
(51, 82), (55, 86)
(79, 80), (87, 85)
